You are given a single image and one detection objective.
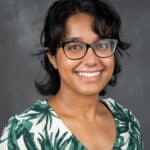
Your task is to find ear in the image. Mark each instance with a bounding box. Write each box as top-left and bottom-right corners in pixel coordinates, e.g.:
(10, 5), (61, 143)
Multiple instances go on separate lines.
(47, 52), (58, 69)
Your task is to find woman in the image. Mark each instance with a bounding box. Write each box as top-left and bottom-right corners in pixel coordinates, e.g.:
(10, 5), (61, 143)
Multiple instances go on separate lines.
(0, 0), (143, 149)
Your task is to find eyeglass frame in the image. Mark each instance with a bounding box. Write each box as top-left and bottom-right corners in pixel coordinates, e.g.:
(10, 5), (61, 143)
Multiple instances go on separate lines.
(57, 39), (118, 60)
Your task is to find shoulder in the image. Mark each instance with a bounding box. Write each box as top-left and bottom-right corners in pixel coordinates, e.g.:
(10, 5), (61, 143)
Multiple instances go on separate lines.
(0, 99), (83, 149)
(101, 97), (144, 149)
(0, 99), (58, 149)
(1, 99), (55, 130)
(101, 97), (140, 125)
(101, 97), (141, 130)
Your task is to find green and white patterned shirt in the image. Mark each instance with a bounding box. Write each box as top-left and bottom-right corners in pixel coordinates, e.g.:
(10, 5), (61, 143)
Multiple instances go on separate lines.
(0, 98), (143, 150)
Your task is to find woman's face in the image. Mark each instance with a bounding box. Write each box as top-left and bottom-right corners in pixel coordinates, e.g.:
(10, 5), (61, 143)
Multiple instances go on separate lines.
(48, 13), (115, 96)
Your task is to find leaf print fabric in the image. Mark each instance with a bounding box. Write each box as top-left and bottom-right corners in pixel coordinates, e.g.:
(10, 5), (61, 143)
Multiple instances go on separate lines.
(0, 98), (143, 150)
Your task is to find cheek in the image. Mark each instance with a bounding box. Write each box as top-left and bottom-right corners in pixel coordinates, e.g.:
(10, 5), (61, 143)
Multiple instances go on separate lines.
(100, 57), (115, 83)
(102, 56), (115, 72)
(56, 50), (79, 74)
(110, 59), (115, 72)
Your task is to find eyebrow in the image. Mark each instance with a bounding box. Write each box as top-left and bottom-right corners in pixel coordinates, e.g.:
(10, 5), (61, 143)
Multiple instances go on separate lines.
(63, 37), (82, 43)
(63, 37), (100, 43)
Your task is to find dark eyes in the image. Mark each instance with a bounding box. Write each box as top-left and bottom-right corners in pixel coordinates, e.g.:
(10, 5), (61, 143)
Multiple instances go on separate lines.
(66, 43), (84, 51)
(63, 40), (111, 51)
(95, 43), (109, 49)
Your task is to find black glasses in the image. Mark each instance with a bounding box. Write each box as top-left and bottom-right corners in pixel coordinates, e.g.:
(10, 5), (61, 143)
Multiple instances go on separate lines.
(58, 39), (118, 60)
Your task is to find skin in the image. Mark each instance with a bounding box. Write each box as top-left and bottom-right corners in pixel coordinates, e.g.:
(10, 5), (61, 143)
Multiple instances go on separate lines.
(47, 13), (116, 150)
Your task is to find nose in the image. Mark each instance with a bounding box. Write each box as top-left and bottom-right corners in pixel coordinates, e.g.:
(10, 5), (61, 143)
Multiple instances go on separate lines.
(82, 47), (99, 66)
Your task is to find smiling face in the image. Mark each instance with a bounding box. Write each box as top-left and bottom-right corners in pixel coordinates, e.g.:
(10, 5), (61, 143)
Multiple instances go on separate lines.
(47, 13), (115, 97)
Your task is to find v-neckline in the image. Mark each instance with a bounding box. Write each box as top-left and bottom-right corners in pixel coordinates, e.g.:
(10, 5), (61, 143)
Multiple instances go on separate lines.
(42, 98), (118, 150)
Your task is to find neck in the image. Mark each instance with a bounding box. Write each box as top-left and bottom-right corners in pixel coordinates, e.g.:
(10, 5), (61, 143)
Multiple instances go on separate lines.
(50, 88), (101, 120)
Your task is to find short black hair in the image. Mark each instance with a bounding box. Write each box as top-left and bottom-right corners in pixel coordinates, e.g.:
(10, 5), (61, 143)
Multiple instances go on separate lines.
(35, 0), (130, 96)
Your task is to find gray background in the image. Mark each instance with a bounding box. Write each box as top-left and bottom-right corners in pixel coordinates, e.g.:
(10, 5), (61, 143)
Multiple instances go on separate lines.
(0, 0), (149, 149)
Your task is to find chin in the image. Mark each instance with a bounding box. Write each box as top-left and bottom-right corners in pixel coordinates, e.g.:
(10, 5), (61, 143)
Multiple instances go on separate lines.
(77, 86), (103, 97)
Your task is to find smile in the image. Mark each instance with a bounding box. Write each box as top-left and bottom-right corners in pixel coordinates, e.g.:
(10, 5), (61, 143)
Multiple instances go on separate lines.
(77, 71), (100, 77)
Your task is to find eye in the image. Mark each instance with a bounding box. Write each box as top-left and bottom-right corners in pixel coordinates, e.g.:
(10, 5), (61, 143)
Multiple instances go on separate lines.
(65, 42), (84, 51)
(96, 43), (109, 49)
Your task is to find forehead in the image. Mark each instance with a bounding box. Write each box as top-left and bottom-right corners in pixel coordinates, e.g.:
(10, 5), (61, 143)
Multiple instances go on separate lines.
(63, 13), (99, 42)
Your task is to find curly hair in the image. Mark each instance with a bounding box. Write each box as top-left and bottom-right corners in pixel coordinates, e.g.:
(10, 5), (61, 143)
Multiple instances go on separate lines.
(35, 0), (130, 96)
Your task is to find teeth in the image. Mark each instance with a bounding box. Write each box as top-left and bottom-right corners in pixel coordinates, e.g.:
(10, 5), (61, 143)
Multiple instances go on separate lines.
(78, 72), (100, 77)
